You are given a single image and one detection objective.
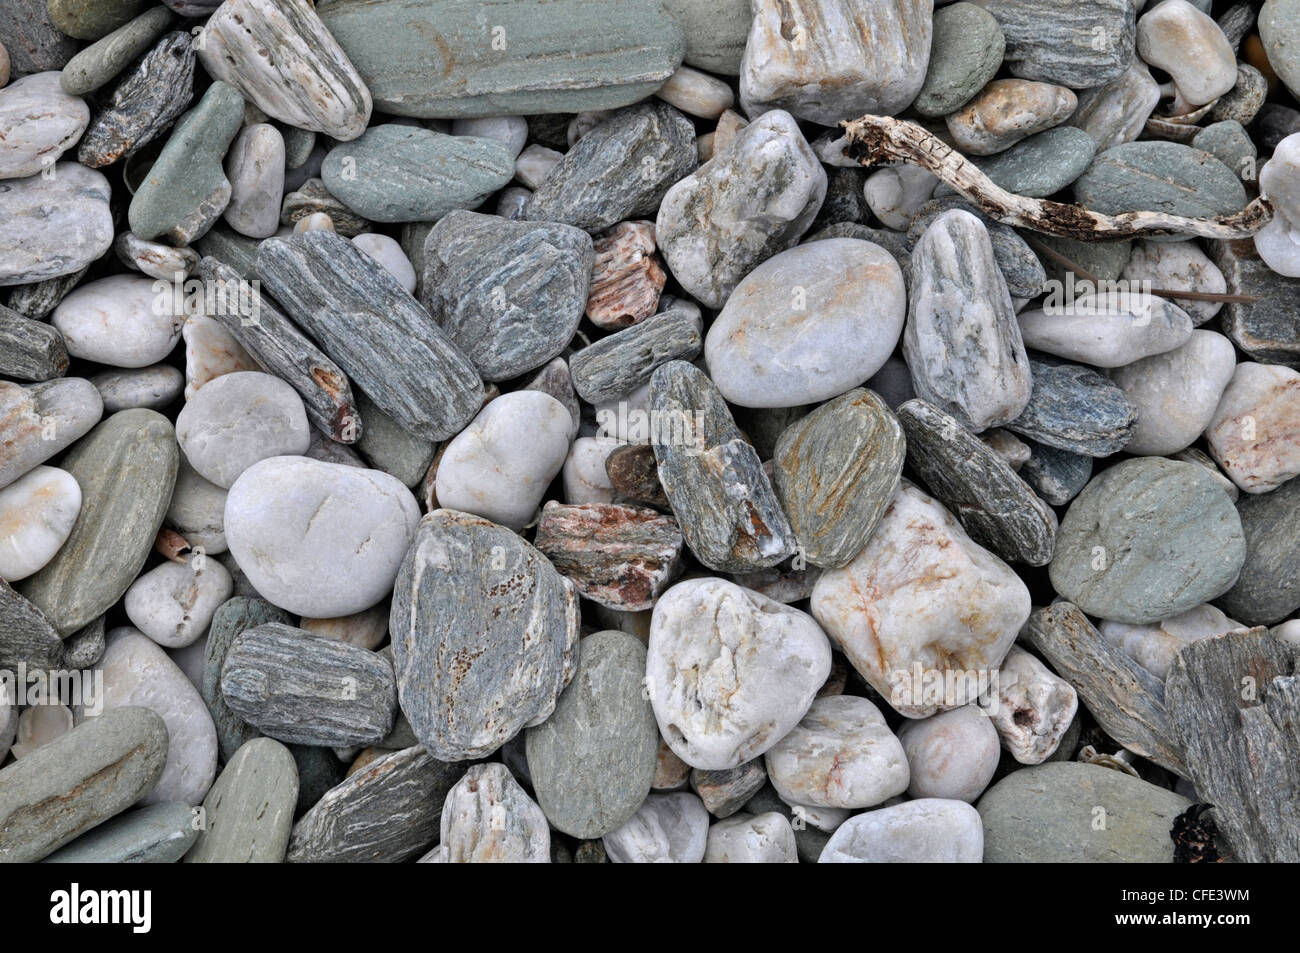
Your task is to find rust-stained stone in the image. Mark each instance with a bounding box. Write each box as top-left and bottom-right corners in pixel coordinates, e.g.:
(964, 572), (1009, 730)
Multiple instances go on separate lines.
(587, 220), (666, 329)
(605, 443), (670, 510)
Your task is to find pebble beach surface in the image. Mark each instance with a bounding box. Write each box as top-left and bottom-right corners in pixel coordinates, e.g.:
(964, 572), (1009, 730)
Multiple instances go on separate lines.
(1, 0), (1300, 867)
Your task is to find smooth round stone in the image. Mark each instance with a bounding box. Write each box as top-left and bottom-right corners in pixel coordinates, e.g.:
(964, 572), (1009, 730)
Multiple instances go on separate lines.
(224, 456), (420, 618)
(1205, 362), (1300, 494)
(351, 233), (415, 293)
(1136, 0), (1235, 108)
(0, 466), (80, 582)
(1260, 0), (1300, 103)
(450, 116), (528, 157)
(1074, 141), (1247, 218)
(1099, 604), (1246, 679)
(946, 79), (1077, 156)
(41, 803), (197, 863)
(176, 372), (311, 489)
(299, 603), (388, 650)
(514, 143), (561, 189)
(181, 313), (258, 400)
(165, 458), (228, 553)
(0, 379), (102, 492)
(1192, 121), (1256, 182)
(124, 559), (233, 649)
(970, 126), (1095, 197)
(1110, 329), (1237, 456)
(91, 626), (219, 806)
(603, 791), (709, 863)
(10, 704), (73, 759)
(1218, 477), (1300, 625)
(0, 163), (114, 286)
(59, 6), (175, 95)
(656, 64), (734, 118)
(914, 3), (1004, 117)
(1067, 61), (1160, 151)
(647, 577), (832, 770)
(819, 799), (983, 863)
(1049, 458), (1247, 624)
(185, 737), (298, 863)
(51, 275), (183, 369)
(87, 365), (184, 414)
(48, 0), (146, 41)
(526, 630), (659, 838)
(1120, 239), (1226, 325)
(978, 762), (1191, 862)
(436, 391), (573, 530)
(223, 123), (284, 239)
(0, 72), (89, 178)
(897, 705), (999, 802)
(704, 811), (797, 863)
(704, 239), (905, 408)
(1017, 291), (1192, 368)
(440, 763), (550, 863)
(562, 437), (616, 505)
(115, 232), (200, 281)
(764, 696), (908, 809)
(864, 164), (938, 230)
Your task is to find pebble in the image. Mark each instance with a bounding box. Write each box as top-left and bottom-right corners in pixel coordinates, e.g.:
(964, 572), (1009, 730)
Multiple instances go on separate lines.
(221, 623), (397, 747)
(603, 791), (709, 863)
(988, 645), (1078, 763)
(819, 799), (983, 863)
(739, 0), (931, 124)
(9, 703), (73, 759)
(1003, 358), (1137, 456)
(48, 0), (145, 41)
(656, 65), (734, 119)
(50, 275), (181, 369)
(689, 762), (767, 818)
(0, 466), (81, 582)
(908, 198), (1047, 298)
(449, 116), (528, 158)
(656, 109), (825, 309)
(1260, 0), (1300, 104)
(1049, 458), (1247, 624)
(1137, 0), (1235, 109)
(0, 72), (88, 179)
(1067, 61), (1160, 151)
(586, 221), (666, 328)
(772, 388), (905, 569)
(350, 233), (414, 293)
(92, 626), (218, 806)
(299, 602), (389, 651)
(0, 0), (77, 77)
(1018, 291), (1193, 368)
(1074, 141), (1248, 218)
(975, 0), (1136, 88)
(1209, 64), (1267, 127)
(915, 3), (1004, 117)
(42, 802), (196, 863)
(165, 459), (227, 554)
(1099, 604), (1247, 679)
(421, 211), (593, 381)
(904, 209), (1032, 431)
(572, 307), (702, 405)
(114, 232), (198, 282)
(181, 313), (258, 399)
(864, 164), (938, 230)
(968, 126), (1096, 197)
(1110, 330), (1237, 456)
(223, 123), (285, 239)
(185, 737), (298, 863)
(514, 144), (562, 190)
(946, 79), (1077, 155)
(1213, 239), (1300, 365)
(811, 482), (1031, 717)
(978, 762), (1190, 862)
(124, 558), (232, 649)
(438, 763), (551, 863)
(707, 239), (905, 408)
(390, 509), (579, 761)
(647, 577), (831, 770)
(704, 811), (798, 863)
(1219, 478), (1300, 625)
(898, 705), (999, 802)
(198, 0), (371, 141)
(0, 164), (114, 286)
(0, 707), (167, 862)
(0, 378), (101, 491)
(279, 178), (370, 236)
(525, 631), (658, 838)
(202, 597), (289, 761)
(224, 456), (420, 618)
(1121, 239), (1227, 325)
(1205, 361), (1300, 494)
(59, 6), (173, 95)
(1193, 120), (1257, 182)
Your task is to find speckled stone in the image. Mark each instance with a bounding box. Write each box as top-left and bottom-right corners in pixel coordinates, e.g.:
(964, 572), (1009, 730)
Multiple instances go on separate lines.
(202, 597), (291, 761)
(60, 6), (174, 95)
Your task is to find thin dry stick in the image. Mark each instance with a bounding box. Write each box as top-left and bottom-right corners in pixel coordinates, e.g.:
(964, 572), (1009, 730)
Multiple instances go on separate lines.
(841, 114), (1274, 242)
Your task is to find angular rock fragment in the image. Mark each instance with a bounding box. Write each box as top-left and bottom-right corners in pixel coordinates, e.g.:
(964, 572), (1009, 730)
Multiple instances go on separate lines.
(586, 221), (666, 328)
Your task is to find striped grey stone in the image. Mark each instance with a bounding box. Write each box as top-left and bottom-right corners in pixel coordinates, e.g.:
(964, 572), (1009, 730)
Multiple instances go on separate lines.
(0, 165), (114, 286)
(220, 623), (397, 748)
(1003, 357), (1137, 457)
(898, 398), (1057, 567)
(524, 102), (698, 232)
(390, 509), (580, 762)
(60, 6), (174, 95)
(77, 30), (196, 168)
(197, 256), (360, 444)
(525, 630), (659, 838)
(257, 231), (484, 442)
(0, 378), (101, 490)
(974, 0), (1137, 88)
(0, 707), (168, 863)
(0, 0), (78, 77)
(420, 211), (594, 382)
(4, 266), (89, 320)
(20, 409), (178, 635)
(353, 389), (436, 488)
(186, 738), (299, 863)
(0, 580), (63, 671)
(649, 361), (796, 573)
(286, 744), (462, 863)
(690, 760), (768, 818)
(193, 228), (260, 280)
(42, 803), (196, 863)
(1019, 438), (1092, 506)
(202, 597), (292, 761)
(664, 0), (750, 74)
(1216, 477), (1300, 626)
(1210, 238), (1300, 367)
(0, 303), (68, 381)
(62, 616), (106, 670)
(1073, 142), (1248, 218)
(904, 209), (1033, 432)
(569, 307), (702, 404)
(279, 178), (371, 236)
(771, 388), (905, 570)
(907, 198), (1046, 298)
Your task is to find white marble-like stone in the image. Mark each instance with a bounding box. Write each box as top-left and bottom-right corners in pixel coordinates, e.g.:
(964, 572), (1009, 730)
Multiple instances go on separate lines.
(0, 163), (114, 286)
(603, 791), (710, 863)
(0, 466), (80, 582)
(51, 275), (183, 368)
(1137, 0), (1236, 109)
(1099, 604), (1247, 680)
(864, 164), (938, 230)
(124, 558), (234, 649)
(299, 602), (389, 650)
(350, 233), (416, 293)
(181, 312), (260, 400)
(224, 123), (285, 239)
(819, 798), (983, 862)
(988, 645), (1078, 764)
(704, 811), (798, 863)
(514, 144), (562, 190)
(656, 64), (735, 119)
(115, 232), (200, 282)
(562, 437), (617, 505)
(1120, 239), (1227, 325)
(1018, 291), (1193, 368)
(0, 72), (88, 179)
(165, 458), (229, 554)
(439, 763), (550, 863)
(9, 703), (74, 759)
(90, 365), (186, 413)
(897, 704), (999, 802)
(1205, 361), (1300, 493)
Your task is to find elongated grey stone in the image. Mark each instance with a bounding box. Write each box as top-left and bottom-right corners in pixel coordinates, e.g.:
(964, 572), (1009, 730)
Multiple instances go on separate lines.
(62, 615), (106, 670)
(390, 509), (580, 762)
(1074, 142), (1248, 218)
(0, 304), (68, 381)
(221, 623), (397, 747)
(420, 211), (594, 381)
(203, 597), (291, 762)
(570, 307), (702, 404)
(772, 388), (905, 570)
(0, 165), (114, 286)
(317, 0), (684, 119)
(0, 580), (63, 671)
(907, 197), (1046, 299)
(197, 256), (360, 443)
(526, 630), (659, 838)
(1211, 238), (1300, 367)
(286, 744), (462, 863)
(42, 803), (196, 863)
(0, 378), (102, 490)
(974, 0), (1136, 88)
(1003, 358), (1137, 456)
(650, 361), (796, 573)
(4, 267), (89, 320)
(186, 737), (298, 863)
(20, 409), (178, 635)
(524, 102), (697, 231)
(77, 30), (195, 168)
(60, 6), (174, 95)
(257, 231), (484, 442)
(915, 3), (1005, 118)
(898, 398), (1056, 566)
(0, 707), (168, 863)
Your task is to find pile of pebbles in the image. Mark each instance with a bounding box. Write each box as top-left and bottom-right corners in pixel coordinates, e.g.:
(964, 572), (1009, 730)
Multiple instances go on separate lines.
(2, 0), (1299, 864)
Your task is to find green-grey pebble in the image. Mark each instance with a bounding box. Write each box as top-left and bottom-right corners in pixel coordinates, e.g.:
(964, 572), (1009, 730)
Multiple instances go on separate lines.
(60, 5), (174, 95)
(972, 126), (1096, 197)
(663, 0), (750, 74)
(186, 737), (299, 863)
(1074, 141), (1248, 218)
(43, 803), (196, 863)
(202, 597), (292, 762)
(1191, 121), (1257, 181)
(1003, 358), (1137, 457)
(48, 0), (147, 41)
(914, 3), (1004, 117)
(354, 389), (437, 488)
(1216, 477), (1300, 625)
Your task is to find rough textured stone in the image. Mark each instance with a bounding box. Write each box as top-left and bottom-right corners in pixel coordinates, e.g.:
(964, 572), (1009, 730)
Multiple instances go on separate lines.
(0, 164), (114, 286)
(974, 0), (1136, 88)
(0, 0), (78, 77)
(688, 762), (767, 818)
(820, 798), (983, 862)
(603, 790), (709, 862)
(0, 580), (63, 671)
(988, 645), (1078, 764)
(438, 763), (550, 863)
(571, 307), (702, 404)
(1205, 362), (1300, 494)
(1218, 478), (1300, 625)
(586, 221), (666, 328)
(202, 597), (291, 762)
(1003, 358), (1137, 457)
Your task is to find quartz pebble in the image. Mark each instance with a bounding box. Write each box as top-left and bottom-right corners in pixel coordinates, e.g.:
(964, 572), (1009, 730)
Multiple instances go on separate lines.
(898, 705), (999, 802)
(705, 811), (798, 863)
(0, 466), (81, 582)
(124, 558), (232, 648)
(52, 275), (182, 369)
(439, 763), (550, 863)
(224, 123), (285, 239)
(988, 645), (1078, 764)
(819, 799), (983, 863)
(0, 164), (114, 286)
(946, 79), (1077, 156)
(0, 72), (88, 179)
(350, 234), (414, 293)
(1099, 604), (1247, 679)
(1136, 0), (1236, 109)
(1121, 239), (1227, 325)
(1205, 361), (1300, 493)
(604, 791), (709, 863)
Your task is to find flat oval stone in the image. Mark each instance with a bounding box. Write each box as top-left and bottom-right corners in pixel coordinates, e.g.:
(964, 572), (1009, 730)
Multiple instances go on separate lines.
(1049, 458), (1247, 624)
(1003, 357), (1137, 457)
(946, 79), (1077, 156)
(60, 6), (174, 95)
(224, 123), (285, 239)
(970, 126), (1096, 197)
(185, 737), (297, 863)
(0, 164), (114, 286)
(1218, 477), (1300, 625)
(1075, 141), (1248, 217)
(124, 558), (233, 648)
(526, 630), (659, 838)
(1067, 61), (1160, 151)
(0, 466), (81, 582)
(819, 798), (983, 862)
(704, 811), (797, 863)
(390, 509), (579, 761)
(603, 790), (709, 863)
(89, 364), (185, 412)
(706, 239), (905, 408)
(224, 455), (420, 618)
(439, 763), (550, 863)
(0, 706), (168, 863)
(974, 0), (1136, 88)
(318, 0), (683, 118)
(647, 577), (832, 770)
(570, 307), (702, 405)
(0, 379), (102, 491)
(51, 275), (183, 368)
(42, 802), (196, 863)
(20, 409), (178, 635)
(48, 0), (146, 40)
(0, 72), (88, 178)
(914, 3), (1004, 118)
(897, 705), (1000, 802)
(1017, 291), (1193, 368)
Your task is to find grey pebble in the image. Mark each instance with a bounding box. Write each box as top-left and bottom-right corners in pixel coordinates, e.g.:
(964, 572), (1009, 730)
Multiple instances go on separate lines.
(60, 5), (174, 95)
(353, 389), (436, 489)
(186, 737), (298, 863)
(202, 597), (291, 762)
(0, 580), (63, 671)
(976, 0), (1136, 88)
(1018, 438), (1092, 506)
(1003, 357), (1137, 457)
(1216, 477), (1300, 625)
(89, 364), (185, 413)
(691, 760), (768, 818)
(0, 303), (68, 381)
(42, 803), (197, 863)
(1074, 141), (1248, 218)
(570, 307), (702, 404)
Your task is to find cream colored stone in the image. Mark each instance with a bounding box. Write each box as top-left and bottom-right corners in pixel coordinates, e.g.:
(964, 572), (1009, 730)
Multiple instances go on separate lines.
(1137, 0), (1236, 109)
(1099, 604), (1248, 679)
(946, 79), (1077, 155)
(1205, 361), (1300, 493)
(988, 645), (1078, 765)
